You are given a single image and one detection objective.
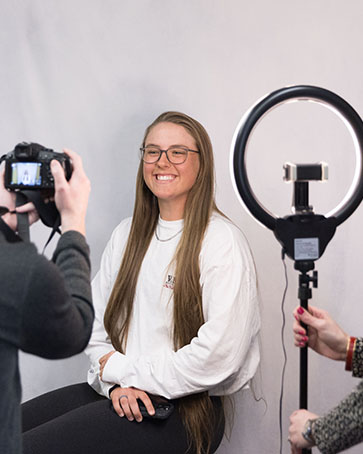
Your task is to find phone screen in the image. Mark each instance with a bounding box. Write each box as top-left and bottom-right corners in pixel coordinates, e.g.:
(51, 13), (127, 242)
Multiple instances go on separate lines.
(11, 162), (42, 186)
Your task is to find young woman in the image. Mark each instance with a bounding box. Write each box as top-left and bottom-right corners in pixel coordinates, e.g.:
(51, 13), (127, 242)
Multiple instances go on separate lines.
(22, 112), (260, 454)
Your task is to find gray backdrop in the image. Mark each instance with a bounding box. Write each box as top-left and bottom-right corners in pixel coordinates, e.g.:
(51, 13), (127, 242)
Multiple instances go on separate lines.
(1, 1), (363, 453)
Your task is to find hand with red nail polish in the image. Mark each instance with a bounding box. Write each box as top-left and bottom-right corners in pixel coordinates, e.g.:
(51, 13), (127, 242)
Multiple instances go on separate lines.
(293, 304), (349, 361)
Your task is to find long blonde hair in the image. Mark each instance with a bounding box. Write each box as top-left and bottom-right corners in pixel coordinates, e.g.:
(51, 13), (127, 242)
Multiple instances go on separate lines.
(104, 111), (223, 454)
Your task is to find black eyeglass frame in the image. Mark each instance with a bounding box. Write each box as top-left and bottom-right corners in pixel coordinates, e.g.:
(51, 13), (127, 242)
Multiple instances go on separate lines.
(140, 146), (200, 165)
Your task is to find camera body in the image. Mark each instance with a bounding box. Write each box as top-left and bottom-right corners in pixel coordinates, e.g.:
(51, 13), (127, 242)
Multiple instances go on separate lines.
(3, 142), (72, 191)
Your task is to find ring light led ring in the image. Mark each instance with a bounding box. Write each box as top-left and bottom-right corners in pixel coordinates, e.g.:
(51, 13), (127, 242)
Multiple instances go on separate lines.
(231, 85), (363, 230)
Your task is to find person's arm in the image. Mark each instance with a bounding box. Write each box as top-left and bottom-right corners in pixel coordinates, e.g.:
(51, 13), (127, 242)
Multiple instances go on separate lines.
(289, 381), (363, 454)
(19, 232), (93, 358)
(293, 306), (363, 379)
(352, 337), (363, 378)
(20, 149), (93, 358)
(293, 305), (349, 361)
(100, 222), (260, 399)
(85, 222), (156, 422)
(85, 219), (132, 398)
(314, 381), (363, 453)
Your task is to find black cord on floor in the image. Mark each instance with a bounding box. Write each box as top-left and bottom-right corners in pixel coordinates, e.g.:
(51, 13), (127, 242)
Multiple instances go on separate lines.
(279, 249), (289, 454)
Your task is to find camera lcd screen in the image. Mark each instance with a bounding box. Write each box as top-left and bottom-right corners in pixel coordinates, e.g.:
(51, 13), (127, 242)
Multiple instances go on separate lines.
(11, 162), (42, 186)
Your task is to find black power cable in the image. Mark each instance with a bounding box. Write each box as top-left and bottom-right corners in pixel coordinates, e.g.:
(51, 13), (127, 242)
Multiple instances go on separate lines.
(279, 250), (289, 454)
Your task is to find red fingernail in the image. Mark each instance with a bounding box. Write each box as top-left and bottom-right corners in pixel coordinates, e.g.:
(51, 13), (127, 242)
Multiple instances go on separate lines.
(299, 342), (305, 347)
(299, 330), (305, 335)
(297, 307), (304, 315)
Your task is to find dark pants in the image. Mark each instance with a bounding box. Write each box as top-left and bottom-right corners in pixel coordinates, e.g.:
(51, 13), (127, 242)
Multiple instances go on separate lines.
(22, 383), (224, 454)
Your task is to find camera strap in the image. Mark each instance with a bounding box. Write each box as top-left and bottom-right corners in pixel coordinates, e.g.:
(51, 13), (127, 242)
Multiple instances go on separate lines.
(16, 190), (61, 250)
(0, 192), (61, 249)
(0, 214), (22, 243)
(15, 192), (30, 242)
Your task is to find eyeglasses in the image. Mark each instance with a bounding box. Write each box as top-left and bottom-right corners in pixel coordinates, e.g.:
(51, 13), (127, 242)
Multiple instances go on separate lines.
(140, 146), (200, 165)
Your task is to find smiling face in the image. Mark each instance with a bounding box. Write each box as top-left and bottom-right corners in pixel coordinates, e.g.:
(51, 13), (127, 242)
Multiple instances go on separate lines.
(143, 121), (200, 220)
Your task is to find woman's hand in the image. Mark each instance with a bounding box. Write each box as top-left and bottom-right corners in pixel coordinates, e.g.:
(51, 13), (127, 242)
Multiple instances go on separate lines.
(98, 351), (155, 422)
(110, 386), (155, 422)
(293, 304), (349, 361)
(289, 409), (318, 452)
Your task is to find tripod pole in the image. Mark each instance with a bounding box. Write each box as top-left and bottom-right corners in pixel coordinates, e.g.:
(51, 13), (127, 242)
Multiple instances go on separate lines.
(299, 299), (309, 411)
(299, 279), (311, 454)
(295, 263), (317, 454)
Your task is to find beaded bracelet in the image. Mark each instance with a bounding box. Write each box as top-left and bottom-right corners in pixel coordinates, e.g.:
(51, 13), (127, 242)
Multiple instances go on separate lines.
(345, 336), (357, 371)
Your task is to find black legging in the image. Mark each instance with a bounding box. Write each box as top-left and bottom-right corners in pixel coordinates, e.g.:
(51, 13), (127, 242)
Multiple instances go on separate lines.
(22, 383), (225, 454)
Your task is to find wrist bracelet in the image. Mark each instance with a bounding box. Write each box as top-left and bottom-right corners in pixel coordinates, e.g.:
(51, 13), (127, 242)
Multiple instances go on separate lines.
(345, 336), (357, 371)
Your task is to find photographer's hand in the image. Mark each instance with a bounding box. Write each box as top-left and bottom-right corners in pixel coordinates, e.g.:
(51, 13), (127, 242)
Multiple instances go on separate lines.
(0, 170), (39, 231)
(51, 149), (91, 236)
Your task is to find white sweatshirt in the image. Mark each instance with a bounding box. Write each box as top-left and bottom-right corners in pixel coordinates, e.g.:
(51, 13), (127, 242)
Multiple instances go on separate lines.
(86, 212), (260, 399)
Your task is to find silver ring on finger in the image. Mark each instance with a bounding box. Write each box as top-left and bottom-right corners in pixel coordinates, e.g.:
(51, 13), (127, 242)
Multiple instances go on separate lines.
(119, 395), (128, 400)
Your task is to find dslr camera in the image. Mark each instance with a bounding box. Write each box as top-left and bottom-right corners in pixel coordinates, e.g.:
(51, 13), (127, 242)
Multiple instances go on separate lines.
(3, 142), (72, 191)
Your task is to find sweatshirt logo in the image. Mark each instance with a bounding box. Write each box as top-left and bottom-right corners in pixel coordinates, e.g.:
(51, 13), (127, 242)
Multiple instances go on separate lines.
(163, 274), (175, 290)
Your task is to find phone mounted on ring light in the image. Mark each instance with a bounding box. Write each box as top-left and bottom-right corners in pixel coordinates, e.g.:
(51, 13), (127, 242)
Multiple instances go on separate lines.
(276, 161), (336, 273)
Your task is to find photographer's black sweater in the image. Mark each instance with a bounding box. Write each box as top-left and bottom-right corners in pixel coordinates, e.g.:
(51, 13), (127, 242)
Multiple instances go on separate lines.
(0, 231), (94, 454)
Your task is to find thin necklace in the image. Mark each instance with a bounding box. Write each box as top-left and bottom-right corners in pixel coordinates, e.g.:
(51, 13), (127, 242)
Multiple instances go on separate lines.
(155, 226), (183, 242)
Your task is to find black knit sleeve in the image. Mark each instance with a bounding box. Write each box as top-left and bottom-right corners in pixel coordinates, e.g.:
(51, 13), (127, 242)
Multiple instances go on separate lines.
(352, 337), (363, 378)
(20, 231), (94, 359)
(313, 380), (363, 454)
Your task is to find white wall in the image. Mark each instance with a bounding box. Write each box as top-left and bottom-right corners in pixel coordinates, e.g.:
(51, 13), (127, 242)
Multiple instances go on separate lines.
(1, 1), (362, 452)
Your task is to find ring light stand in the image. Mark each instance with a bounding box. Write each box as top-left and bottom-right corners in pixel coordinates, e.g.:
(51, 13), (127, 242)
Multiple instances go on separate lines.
(231, 85), (363, 454)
